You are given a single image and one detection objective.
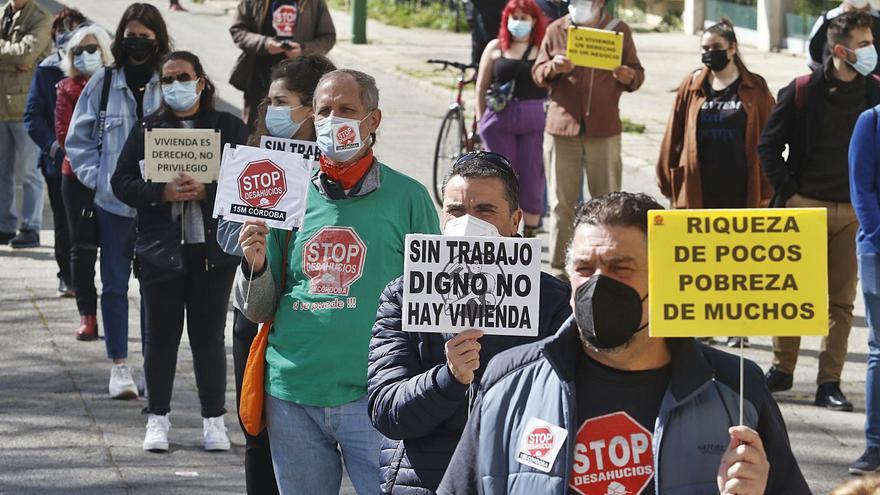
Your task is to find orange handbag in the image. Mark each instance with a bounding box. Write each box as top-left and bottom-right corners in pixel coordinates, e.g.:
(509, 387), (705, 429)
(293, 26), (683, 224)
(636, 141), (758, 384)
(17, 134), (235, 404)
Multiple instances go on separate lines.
(239, 231), (292, 436)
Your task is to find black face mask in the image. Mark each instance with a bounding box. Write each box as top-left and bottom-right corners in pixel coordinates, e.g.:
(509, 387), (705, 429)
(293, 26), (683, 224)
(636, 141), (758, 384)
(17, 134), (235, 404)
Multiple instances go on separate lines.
(574, 275), (648, 350)
(122, 37), (157, 64)
(701, 49), (730, 72)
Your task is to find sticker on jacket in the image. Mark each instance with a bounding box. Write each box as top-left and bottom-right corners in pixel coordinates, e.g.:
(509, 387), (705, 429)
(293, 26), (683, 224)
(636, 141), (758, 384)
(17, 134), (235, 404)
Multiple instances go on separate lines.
(515, 417), (568, 473)
(569, 412), (654, 495)
(302, 226), (367, 296)
(272, 2), (298, 38)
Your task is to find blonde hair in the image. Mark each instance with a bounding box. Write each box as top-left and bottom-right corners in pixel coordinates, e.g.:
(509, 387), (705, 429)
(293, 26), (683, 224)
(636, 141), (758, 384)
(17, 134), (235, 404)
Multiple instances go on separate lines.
(831, 476), (880, 495)
(60, 24), (114, 77)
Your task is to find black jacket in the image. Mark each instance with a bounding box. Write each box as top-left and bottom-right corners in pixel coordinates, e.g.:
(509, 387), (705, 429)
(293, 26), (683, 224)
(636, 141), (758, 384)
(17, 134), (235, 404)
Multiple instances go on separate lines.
(758, 66), (880, 206)
(367, 273), (571, 494)
(111, 107), (249, 284)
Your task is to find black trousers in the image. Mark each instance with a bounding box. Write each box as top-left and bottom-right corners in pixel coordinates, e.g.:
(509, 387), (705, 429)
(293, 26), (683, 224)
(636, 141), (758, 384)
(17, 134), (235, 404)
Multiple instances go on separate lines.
(60, 174), (98, 316)
(142, 244), (236, 418)
(43, 173), (71, 285)
(232, 308), (279, 495)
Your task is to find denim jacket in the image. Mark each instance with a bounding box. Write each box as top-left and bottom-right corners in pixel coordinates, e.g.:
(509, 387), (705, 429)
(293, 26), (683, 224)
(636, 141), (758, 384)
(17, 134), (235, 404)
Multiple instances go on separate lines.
(65, 66), (161, 218)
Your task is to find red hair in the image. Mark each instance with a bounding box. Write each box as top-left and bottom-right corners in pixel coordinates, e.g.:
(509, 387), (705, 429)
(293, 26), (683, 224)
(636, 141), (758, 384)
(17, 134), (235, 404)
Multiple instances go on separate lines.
(498, 0), (547, 51)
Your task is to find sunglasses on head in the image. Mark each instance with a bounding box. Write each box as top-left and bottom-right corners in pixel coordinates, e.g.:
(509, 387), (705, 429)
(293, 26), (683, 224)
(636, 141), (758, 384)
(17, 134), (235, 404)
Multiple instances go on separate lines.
(72, 44), (99, 56)
(160, 73), (198, 85)
(452, 151), (513, 172)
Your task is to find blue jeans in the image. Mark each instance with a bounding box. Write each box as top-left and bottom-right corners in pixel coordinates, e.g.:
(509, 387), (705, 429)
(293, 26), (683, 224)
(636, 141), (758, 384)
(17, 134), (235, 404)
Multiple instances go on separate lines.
(265, 394), (380, 495)
(96, 205), (136, 360)
(863, 253), (880, 447)
(0, 121), (43, 232)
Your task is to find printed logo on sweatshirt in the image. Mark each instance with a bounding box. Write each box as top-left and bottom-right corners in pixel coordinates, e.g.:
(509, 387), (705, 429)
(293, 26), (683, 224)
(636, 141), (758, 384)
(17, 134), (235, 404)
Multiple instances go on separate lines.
(302, 226), (367, 296)
(570, 412), (654, 495)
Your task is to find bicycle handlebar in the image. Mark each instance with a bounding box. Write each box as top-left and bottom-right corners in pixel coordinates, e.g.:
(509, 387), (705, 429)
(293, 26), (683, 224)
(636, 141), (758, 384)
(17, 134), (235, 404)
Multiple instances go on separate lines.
(426, 59), (477, 72)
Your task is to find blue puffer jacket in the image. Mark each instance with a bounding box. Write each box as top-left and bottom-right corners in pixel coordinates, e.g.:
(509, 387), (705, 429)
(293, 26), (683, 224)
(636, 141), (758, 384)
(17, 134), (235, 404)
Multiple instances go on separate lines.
(438, 319), (812, 494)
(368, 272), (572, 494)
(23, 52), (64, 176)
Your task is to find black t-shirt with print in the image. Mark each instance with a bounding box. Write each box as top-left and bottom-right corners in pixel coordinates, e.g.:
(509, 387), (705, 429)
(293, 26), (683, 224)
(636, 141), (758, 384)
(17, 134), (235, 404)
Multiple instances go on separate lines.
(697, 77), (748, 209)
(568, 354), (670, 495)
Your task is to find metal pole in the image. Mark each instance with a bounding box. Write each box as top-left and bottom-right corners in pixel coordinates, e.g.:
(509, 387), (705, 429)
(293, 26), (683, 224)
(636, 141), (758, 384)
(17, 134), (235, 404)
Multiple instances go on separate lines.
(353, 0), (368, 44)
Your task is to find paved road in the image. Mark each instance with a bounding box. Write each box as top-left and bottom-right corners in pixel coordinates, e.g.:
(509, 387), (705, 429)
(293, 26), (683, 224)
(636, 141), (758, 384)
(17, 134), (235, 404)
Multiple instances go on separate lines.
(0, 0), (869, 493)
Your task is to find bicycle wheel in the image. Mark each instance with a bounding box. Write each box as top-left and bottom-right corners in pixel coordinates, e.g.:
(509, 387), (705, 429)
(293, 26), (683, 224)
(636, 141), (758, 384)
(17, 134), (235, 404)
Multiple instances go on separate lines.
(433, 106), (466, 205)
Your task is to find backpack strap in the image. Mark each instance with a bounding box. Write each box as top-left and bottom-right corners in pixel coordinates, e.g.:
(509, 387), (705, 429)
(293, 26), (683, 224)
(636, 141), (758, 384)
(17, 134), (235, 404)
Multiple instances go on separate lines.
(96, 67), (113, 153)
(794, 74), (811, 115)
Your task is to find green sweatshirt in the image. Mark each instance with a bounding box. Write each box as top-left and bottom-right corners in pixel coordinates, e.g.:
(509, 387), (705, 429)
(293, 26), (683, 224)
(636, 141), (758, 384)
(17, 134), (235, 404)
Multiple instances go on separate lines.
(263, 162), (440, 407)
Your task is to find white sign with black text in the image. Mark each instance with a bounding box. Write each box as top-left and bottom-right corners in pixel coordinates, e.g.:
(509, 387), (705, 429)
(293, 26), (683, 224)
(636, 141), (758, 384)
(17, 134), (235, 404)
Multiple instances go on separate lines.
(144, 128), (221, 183)
(402, 234), (541, 336)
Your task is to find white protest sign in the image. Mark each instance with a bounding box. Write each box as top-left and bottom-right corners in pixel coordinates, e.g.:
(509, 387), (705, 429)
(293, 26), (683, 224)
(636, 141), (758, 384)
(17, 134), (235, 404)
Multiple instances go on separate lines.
(144, 128), (221, 183)
(212, 144), (313, 230)
(402, 234), (541, 336)
(259, 135), (322, 163)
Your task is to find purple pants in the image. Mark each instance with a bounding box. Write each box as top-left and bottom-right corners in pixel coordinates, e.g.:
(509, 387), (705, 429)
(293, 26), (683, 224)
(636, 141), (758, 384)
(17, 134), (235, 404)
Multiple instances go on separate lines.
(479, 99), (546, 216)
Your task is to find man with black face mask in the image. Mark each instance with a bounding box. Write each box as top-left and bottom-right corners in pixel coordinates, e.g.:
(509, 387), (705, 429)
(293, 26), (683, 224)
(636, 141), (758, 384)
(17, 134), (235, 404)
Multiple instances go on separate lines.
(439, 192), (810, 495)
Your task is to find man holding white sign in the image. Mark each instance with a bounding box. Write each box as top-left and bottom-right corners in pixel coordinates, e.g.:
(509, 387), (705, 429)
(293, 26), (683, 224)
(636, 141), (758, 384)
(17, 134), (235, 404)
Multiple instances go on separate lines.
(367, 152), (571, 493)
(440, 193), (808, 495)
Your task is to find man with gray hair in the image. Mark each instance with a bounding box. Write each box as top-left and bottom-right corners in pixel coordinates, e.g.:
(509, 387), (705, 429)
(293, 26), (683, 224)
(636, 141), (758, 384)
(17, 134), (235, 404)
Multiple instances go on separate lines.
(234, 68), (440, 493)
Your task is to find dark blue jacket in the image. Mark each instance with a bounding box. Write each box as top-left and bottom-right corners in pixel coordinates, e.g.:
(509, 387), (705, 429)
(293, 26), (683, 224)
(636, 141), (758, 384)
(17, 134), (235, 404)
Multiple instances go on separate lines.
(850, 105), (880, 255)
(438, 320), (811, 494)
(23, 52), (64, 176)
(367, 272), (571, 494)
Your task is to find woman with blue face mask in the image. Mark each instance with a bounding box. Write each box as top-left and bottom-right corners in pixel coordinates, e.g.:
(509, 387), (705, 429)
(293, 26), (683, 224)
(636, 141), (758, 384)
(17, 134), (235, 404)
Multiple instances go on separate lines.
(111, 51), (249, 454)
(475, 0), (548, 237)
(55, 23), (115, 342)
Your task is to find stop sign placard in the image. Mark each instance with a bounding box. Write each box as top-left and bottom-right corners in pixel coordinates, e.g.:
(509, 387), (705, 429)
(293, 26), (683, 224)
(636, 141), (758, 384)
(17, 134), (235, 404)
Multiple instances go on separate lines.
(569, 412), (654, 495)
(272, 4), (298, 37)
(302, 226), (367, 296)
(237, 159), (287, 209)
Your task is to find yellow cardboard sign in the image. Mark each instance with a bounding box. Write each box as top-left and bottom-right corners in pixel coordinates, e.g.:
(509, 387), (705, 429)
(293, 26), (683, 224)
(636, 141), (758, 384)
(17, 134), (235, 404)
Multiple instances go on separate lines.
(565, 26), (624, 70)
(648, 208), (828, 338)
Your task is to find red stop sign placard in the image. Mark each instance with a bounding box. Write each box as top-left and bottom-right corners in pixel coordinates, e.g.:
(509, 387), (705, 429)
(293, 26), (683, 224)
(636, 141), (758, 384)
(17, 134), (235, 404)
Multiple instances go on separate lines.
(526, 427), (555, 458)
(569, 412), (654, 495)
(238, 159), (287, 209)
(302, 226), (367, 296)
(272, 4), (298, 37)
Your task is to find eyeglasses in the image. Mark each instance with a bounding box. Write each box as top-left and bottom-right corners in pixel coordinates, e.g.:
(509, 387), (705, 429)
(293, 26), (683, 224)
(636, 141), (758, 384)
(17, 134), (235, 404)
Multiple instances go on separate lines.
(72, 44), (99, 56)
(160, 73), (198, 85)
(452, 151), (513, 172)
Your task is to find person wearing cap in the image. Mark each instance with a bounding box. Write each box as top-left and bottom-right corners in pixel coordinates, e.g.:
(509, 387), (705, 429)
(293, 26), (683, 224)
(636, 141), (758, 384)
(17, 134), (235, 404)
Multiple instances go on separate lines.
(808, 0), (880, 73)
(438, 192), (810, 495)
(366, 151), (571, 493)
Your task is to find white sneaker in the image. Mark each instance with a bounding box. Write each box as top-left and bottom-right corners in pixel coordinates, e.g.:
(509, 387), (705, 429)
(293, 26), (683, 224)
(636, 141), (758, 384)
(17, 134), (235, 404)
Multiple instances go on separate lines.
(109, 364), (138, 399)
(143, 414), (171, 452)
(203, 416), (230, 451)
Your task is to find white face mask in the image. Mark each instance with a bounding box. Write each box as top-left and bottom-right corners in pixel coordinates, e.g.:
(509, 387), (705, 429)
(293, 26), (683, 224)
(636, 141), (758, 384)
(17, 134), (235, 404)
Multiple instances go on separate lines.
(569, 0), (596, 25)
(314, 113), (373, 163)
(74, 50), (103, 75)
(443, 214), (500, 237)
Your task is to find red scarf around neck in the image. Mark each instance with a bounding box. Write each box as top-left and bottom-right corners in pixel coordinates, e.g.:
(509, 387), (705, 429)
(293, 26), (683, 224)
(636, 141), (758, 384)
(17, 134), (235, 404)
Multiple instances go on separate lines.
(319, 150), (374, 190)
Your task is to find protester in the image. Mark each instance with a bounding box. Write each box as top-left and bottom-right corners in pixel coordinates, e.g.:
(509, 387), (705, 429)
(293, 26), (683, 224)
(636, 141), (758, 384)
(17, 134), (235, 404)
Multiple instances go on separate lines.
(534, 0), (568, 22)
(66, 2), (171, 399)
(463, 0), (507, 66)
(532, 0), (644, 279)
(475, 0), (547, 237)
(438, 192), (810, 494)
(168, 0), (187, 12)
(55, 24), (114, 341)
(808, 0), (880, 73)
(367, 151), (571, 493)
(112, 51), (247, 452)
(23, 7), (86, 290)
(229, 0), (336, 127)
(0, 0), (52, 247)
(759, 11), (880, 412)
(848, 98), (880, 473)
(234, 69), (440, 493)
(216, 54), (336, 495)
(656, 18), (775, 349)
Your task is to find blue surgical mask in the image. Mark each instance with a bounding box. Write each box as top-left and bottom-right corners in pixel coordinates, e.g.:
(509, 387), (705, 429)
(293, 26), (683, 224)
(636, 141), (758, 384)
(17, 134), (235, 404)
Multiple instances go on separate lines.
(162, 80), (201, 112)
(315, 113), (373, 163)
(265, 105), (306, 138)
(73, 50), (103, 75)
(847, 45), (878, 76)
(507, 18), (533, 39)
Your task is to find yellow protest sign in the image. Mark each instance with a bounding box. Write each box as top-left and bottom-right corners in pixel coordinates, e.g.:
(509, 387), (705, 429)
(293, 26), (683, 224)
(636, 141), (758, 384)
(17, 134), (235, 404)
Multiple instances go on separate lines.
(648, 208), (828, 338)
(566, 26), (624, 70)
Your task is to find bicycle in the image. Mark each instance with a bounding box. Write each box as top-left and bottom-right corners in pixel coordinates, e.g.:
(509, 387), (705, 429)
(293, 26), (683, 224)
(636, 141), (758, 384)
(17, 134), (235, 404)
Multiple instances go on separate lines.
(427, 59), (482, 205)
